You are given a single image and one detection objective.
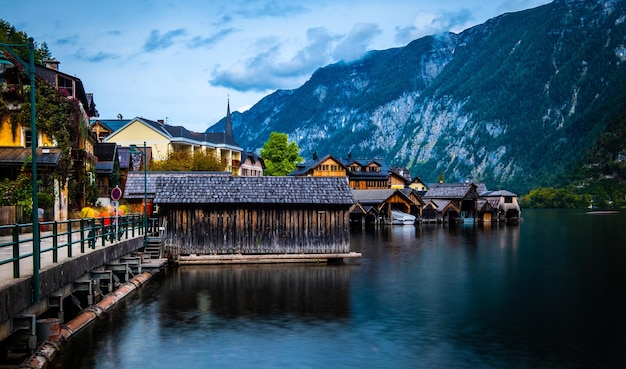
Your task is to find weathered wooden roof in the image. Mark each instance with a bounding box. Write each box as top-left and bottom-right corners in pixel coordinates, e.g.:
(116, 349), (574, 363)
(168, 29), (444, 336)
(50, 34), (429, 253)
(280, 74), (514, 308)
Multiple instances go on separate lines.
(423, 182), (478, 199)
(152, 175), (354, 205)
(481, 190), (518, 197)
(124, 172), (230, 199)
(351, 189), (397, 203)
(477, 199), (495, 212)
(425, 199), (461, 213)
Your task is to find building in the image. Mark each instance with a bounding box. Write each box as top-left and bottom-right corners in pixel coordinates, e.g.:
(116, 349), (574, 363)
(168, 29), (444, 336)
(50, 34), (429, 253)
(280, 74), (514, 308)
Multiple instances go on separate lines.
(290, 153), (347, 177)
(350, 188), (424, 225)
(100, 103), (243, 175)
(240, 152), (265, 176)
(289, 152), (410, 190)
(123, 171), (230, 214)
(152, 175), (354, 258)
(422, 182), (479, 223)
(90, 118), (130, 142)
(0, 56), (98, 220)
(479, 190), (521, 222)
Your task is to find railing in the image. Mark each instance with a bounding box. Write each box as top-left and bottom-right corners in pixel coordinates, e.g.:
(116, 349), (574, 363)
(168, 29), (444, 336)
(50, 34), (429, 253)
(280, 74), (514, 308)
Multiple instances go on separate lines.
(0, 214), (158, 279)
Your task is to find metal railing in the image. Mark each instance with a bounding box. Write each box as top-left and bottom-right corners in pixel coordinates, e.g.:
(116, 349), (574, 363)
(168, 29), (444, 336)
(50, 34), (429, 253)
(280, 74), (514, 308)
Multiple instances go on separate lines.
(0, 214), (157, 279)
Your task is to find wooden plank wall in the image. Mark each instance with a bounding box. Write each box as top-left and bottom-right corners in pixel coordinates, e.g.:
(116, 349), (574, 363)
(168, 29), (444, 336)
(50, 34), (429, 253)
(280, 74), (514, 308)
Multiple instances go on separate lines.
(163, 204), (351, 257)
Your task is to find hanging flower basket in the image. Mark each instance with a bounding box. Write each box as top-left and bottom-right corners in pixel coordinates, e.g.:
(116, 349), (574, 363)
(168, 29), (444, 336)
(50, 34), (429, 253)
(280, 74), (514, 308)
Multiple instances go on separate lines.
(7, 101), (21, 111)
(1, 83), (26, 109)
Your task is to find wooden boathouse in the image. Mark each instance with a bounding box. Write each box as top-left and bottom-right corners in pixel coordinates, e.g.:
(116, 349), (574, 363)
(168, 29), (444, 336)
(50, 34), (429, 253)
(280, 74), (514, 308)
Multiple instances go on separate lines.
(153, 175), (358, 263)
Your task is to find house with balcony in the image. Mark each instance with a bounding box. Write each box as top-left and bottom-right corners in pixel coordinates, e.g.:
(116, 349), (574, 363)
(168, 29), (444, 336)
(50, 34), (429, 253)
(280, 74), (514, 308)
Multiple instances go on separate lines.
(0, 56), (98, 221)
(290, 153), (348, 177)
(289, 152), (411, 190)
(101, 103), (243, 175)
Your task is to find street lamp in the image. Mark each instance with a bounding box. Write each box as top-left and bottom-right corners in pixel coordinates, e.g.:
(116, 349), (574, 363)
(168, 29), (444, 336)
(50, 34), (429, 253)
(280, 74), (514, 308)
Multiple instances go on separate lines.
(0, 38), (40, 302)
(130, 142), (148, 246)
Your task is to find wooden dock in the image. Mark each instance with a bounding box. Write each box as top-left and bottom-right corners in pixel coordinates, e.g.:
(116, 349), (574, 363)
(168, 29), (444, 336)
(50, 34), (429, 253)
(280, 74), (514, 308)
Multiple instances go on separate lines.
(176, 252), (362, 265)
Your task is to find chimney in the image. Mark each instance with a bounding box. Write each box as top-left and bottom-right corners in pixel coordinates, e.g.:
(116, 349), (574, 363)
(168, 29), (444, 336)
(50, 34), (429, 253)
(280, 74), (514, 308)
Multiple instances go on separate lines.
(347, 152), (352, 160)
(312, 152), (318, 160)
(44, 60), (59, 71)
(157, 119), (165, 125)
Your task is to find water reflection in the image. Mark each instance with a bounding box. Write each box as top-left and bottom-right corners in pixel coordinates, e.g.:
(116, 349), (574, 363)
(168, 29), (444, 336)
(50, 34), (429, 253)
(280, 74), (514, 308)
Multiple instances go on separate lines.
(52, 210), (626, 369)
(160, 265), (351, 322)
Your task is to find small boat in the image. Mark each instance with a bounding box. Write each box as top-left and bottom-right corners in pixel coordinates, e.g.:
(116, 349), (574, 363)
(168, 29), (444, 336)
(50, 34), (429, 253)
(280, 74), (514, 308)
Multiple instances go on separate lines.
(586, 210), (618, 215)
(460, 211), (475, 224)
(390, 210), (416, 225)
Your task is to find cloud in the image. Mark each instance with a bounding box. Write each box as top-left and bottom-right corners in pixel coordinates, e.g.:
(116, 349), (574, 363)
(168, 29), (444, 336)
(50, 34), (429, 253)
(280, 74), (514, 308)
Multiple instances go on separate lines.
(276, 27), (336, 76)
(56, 35), (79, 46)
(81, 51), (119, 63)
(144, 28), (187, 52)
(394, 9), (474, 44)
(188, 27), (238, 48)
(332, 23), (382, 62)
(210, 43), (287, 92)
(236, 1), (308, 18)
(210, 27), (337, 92)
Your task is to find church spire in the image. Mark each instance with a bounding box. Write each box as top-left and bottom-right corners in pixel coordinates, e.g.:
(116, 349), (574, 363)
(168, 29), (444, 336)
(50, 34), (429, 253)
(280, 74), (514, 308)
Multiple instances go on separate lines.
(225, 97), (233, 141)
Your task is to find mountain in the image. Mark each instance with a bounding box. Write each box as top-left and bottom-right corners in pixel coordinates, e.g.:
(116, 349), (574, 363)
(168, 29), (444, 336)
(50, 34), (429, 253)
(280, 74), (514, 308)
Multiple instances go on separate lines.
(207, 0), (626, 194)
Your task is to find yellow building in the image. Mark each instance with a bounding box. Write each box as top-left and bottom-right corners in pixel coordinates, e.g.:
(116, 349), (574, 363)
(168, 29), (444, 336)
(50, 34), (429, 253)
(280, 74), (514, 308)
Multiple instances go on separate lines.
(289, 154), (348, 177)
(103, 117), (243, 175)
(0, 58), (98, 220)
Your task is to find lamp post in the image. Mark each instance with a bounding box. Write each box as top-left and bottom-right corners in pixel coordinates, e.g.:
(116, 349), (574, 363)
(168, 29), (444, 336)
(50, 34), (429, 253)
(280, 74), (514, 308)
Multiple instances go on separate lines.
(0, 38), (40, 302)
(130, 142), (148, 246)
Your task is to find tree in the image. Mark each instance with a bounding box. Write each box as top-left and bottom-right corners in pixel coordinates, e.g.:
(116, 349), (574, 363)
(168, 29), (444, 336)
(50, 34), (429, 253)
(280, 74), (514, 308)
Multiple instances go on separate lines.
(150, 151), (225, 172)
(260, 132), (303, 176)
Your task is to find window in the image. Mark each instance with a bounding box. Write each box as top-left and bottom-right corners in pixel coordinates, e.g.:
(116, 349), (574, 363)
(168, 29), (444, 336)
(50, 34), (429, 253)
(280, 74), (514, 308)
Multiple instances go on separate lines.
(504, 196), (513, 203)
(24, 129), (32, 147)
(58, 76), (74, 97)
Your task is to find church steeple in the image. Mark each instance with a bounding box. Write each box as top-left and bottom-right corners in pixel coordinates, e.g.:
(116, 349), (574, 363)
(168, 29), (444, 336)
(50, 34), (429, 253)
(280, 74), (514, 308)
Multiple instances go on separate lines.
(225, 97), (233, 141)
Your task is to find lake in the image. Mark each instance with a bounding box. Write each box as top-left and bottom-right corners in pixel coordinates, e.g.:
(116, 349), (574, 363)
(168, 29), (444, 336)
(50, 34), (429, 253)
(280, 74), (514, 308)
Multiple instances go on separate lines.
(51, 209), (626, 368)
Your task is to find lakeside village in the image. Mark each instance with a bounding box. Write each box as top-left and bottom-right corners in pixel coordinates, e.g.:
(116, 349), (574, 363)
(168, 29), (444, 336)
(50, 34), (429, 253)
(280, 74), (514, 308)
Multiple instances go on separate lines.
(0, 58), (521, 232)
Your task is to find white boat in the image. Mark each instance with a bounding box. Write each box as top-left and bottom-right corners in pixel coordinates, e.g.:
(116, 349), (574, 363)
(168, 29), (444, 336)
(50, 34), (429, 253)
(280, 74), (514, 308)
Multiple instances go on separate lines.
(390, 210), (416, 225)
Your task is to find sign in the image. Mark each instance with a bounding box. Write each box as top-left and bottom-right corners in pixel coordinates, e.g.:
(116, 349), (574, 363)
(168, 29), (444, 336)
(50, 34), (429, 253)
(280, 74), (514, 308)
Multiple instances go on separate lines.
(111, 185), (122, 201)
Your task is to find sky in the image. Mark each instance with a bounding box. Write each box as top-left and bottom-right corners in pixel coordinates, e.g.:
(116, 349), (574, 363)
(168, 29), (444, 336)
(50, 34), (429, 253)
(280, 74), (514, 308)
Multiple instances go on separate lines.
(3, 0), (551, 133)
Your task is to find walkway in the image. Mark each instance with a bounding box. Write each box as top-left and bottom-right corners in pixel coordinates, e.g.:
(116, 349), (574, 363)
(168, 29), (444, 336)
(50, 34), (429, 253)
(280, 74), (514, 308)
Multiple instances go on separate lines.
(0, 215), (148, 293)
(0, 228), (145, 291)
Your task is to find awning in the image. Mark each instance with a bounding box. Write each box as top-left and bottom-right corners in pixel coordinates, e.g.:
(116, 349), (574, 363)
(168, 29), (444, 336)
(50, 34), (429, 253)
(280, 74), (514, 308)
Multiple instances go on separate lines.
(0, 147), (63, 167)
(95, 161), (114, 173)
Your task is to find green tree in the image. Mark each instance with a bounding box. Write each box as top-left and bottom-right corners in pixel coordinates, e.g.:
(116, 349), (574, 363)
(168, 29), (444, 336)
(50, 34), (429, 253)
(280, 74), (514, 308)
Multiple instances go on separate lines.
(150, 151), (225, 172)
(260, 132), (303, 176)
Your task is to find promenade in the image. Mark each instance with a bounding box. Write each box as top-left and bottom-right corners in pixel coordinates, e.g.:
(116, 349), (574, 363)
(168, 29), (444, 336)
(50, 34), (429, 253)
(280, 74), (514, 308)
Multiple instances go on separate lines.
(0, 217), (153, 343)
(0, 227), (144, 291)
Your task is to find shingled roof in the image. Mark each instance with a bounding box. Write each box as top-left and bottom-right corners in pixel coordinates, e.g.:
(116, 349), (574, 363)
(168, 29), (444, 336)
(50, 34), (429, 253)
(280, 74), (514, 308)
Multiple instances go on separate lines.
(153, 176), (354, 205)
(124, 171), (230, 199)
(423, 182), (478, 199)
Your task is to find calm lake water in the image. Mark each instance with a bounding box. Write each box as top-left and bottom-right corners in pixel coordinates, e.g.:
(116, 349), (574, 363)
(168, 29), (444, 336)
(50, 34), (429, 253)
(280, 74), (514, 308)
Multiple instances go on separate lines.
(51, 209), (626, 369)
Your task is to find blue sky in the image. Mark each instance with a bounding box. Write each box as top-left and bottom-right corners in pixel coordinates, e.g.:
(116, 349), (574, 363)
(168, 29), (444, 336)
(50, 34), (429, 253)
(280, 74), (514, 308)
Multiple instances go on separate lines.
(3, 0), (550, 133)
